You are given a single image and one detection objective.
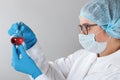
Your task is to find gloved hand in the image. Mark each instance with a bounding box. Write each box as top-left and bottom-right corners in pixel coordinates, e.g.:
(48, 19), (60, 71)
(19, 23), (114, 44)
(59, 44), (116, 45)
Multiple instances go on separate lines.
(12, 45), (42, 79)
(8, 22), (37, 50)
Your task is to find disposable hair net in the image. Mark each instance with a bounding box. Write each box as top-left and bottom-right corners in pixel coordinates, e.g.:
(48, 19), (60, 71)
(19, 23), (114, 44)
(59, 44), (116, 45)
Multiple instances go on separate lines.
(80, 0), (120, 39)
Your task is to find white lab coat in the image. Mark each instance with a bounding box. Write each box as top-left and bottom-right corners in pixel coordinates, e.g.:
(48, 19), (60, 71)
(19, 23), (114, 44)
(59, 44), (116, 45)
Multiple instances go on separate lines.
(28, 42), (120, 80)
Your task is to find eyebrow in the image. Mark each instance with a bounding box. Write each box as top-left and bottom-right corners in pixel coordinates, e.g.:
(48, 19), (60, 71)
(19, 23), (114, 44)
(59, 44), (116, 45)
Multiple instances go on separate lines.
(80, 23), (92, 25)
(80, 23), (97, 26)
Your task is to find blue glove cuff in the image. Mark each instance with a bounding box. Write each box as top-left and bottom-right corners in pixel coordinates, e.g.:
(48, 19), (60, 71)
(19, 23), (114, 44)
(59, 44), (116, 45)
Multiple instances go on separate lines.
(32, 67), (42, 79)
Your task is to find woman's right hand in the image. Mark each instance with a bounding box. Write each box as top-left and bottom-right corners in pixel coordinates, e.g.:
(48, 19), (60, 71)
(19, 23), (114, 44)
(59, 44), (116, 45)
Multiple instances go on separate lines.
(8, 22), (37, 50)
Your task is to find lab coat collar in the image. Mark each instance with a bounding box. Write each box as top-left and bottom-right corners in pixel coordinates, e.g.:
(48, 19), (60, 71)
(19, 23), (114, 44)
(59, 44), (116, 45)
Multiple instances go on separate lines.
(96, 50), (120, 66)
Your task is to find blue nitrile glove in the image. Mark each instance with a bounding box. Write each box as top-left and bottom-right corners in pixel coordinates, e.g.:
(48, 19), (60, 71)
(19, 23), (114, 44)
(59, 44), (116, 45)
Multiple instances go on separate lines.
(12, 45), (42, 79)
(8, 22), (37, 50)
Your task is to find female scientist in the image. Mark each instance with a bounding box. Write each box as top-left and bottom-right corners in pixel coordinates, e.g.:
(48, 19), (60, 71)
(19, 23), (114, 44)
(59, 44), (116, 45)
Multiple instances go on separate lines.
(8, 0), (120, 80)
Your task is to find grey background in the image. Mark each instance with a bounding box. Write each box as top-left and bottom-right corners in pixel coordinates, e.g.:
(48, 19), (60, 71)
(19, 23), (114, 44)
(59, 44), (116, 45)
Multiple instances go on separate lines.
(0, 0), (88, 80)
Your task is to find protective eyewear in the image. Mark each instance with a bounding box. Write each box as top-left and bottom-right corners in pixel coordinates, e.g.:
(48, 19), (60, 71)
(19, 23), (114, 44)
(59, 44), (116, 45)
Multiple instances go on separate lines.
(78, 23), (97, 35)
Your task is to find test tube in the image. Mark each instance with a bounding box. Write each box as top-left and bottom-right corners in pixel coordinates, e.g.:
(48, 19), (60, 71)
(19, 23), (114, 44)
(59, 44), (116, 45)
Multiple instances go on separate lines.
(11, 22), (24, 45)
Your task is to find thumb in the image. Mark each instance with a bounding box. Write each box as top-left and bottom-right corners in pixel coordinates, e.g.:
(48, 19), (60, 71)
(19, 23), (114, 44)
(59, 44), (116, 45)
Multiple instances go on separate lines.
(12, 45), (19, 61)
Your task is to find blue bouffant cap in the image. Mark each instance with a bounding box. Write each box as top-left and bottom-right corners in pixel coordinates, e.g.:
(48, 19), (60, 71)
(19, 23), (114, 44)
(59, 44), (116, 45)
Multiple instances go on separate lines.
(80, 0), (120, 39)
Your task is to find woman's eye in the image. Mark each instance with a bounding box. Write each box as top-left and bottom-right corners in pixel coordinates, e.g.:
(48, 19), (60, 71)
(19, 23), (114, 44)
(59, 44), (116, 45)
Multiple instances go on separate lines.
(87, 27), (91, 31)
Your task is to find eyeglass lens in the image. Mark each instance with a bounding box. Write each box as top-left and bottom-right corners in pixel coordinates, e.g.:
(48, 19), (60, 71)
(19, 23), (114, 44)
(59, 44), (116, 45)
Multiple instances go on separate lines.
(79, 24), (97, 35)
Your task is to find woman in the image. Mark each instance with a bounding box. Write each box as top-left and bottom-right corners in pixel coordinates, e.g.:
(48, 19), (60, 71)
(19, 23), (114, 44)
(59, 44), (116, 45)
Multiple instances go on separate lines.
(8, 0), (120, 80)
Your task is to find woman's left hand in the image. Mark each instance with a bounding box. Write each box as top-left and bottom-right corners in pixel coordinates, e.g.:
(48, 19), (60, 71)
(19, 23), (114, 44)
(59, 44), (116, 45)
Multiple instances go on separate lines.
(12, 45), (42, 79)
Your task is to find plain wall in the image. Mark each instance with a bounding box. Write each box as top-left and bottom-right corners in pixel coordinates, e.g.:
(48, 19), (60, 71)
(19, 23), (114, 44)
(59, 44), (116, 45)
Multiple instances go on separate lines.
(0, 0), (88, 80)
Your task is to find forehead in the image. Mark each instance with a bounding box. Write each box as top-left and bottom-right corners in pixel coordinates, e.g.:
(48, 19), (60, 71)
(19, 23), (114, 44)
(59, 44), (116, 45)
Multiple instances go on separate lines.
(79, 16), (96, 24)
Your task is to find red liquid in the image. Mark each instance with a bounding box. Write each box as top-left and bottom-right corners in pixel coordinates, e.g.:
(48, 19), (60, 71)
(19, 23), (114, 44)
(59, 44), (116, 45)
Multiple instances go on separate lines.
(11, 37), (24, 45)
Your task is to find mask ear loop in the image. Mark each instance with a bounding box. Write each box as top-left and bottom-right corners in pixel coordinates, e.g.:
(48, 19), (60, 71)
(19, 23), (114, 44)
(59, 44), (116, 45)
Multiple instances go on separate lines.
(95, 30), (104, 35)
(106, 36), (111, 42)
(94, 30), (111, 42)
(97, 29), (111, 42)
(93, 30), (104, 41)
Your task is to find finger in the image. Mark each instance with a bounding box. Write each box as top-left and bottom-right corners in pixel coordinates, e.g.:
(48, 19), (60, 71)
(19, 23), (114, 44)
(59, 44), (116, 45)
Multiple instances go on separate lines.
(8, 22), (20, 36)
(18, 45), (28, 58)
(12, 45), (19, 61)
(20, 23), (31, 33)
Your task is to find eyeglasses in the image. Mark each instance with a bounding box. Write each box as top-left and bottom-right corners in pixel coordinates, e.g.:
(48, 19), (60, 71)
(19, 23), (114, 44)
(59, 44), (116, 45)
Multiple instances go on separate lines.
(78, 23), (97, 35)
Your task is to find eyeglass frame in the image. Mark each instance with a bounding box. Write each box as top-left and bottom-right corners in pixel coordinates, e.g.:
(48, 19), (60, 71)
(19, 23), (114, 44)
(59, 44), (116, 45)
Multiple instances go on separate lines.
(78, 23), (97, 35)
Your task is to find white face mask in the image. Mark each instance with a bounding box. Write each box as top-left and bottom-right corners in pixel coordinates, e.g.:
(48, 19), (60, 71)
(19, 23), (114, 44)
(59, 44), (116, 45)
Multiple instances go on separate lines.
(78, 33), (107, 53)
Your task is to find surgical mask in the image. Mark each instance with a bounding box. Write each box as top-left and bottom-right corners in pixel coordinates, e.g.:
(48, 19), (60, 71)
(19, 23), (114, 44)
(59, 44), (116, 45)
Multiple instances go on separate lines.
(78, 33), (107, 53)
